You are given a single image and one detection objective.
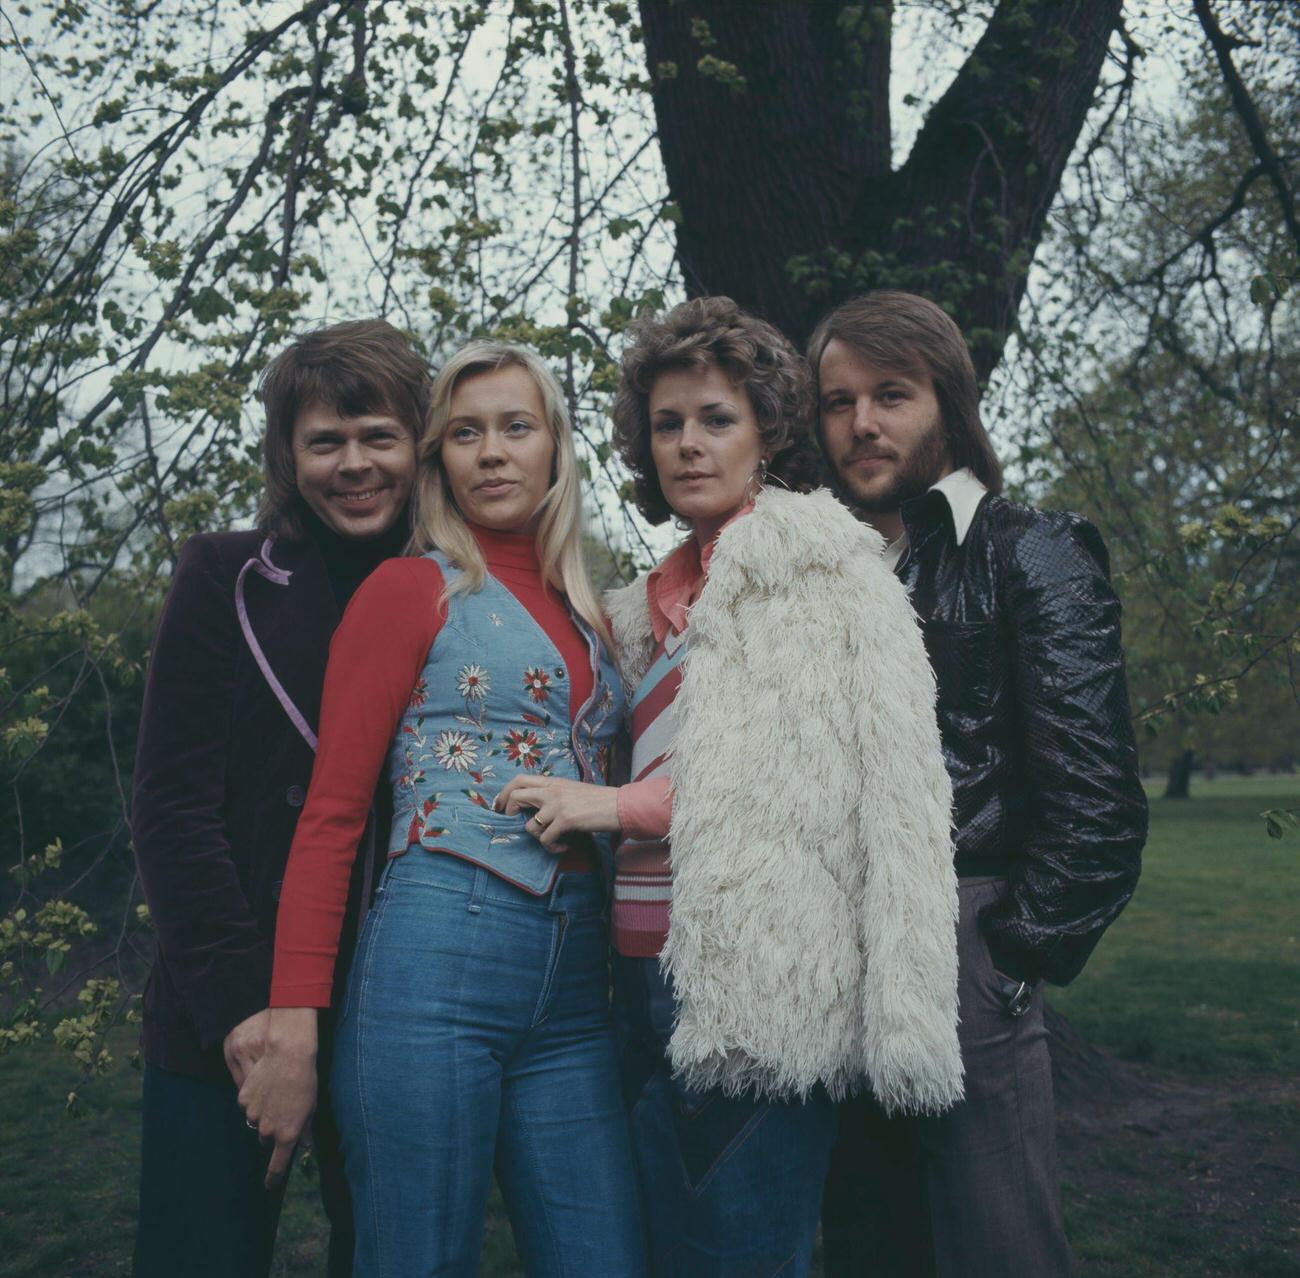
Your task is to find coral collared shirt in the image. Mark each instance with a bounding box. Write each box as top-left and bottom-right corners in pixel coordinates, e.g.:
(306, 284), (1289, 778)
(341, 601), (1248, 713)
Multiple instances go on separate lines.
(615, 504), (754, 851)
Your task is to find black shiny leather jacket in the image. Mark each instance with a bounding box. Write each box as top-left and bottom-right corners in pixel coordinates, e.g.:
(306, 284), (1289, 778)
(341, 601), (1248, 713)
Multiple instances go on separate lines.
(896, 490), (1148, 987)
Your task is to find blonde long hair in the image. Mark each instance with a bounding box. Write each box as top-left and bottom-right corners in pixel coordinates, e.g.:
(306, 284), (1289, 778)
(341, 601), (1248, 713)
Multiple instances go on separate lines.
(410, 341), (611, 647)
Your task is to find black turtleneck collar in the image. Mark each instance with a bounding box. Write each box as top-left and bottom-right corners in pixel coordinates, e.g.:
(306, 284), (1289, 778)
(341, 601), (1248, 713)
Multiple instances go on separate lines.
(302, 509), (410, 613)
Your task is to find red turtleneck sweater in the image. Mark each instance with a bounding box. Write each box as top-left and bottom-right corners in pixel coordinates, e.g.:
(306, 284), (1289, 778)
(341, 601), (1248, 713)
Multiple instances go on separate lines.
(270, 526), (595, 1008)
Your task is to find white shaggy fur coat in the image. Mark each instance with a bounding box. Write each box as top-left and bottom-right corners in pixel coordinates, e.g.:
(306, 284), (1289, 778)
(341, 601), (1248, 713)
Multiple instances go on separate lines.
(605, 488), (963, 1114)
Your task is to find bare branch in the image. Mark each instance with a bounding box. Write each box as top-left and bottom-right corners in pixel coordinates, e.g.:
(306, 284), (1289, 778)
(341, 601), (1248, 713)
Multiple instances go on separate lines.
(1193, 0), (1300, 259)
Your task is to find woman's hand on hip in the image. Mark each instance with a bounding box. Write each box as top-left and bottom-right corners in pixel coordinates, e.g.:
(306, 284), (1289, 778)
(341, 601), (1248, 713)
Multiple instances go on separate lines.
(237, 1006), (319, 1188)
(495, 775), (621, 847)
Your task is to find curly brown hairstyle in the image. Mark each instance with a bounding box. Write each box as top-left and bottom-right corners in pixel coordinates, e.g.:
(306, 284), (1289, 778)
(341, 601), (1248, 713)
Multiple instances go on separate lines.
(611, 296), (822, 525)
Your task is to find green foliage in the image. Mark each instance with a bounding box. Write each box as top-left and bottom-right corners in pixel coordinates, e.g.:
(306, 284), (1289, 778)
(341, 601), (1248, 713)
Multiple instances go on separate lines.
(992, 7), (1300, 777)
(695, 55), (746, 94)
(1261, 806), (1299, 840)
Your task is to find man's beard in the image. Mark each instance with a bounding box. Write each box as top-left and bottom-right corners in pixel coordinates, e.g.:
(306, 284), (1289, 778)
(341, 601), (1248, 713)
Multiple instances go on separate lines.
(837, 420), (948, 515)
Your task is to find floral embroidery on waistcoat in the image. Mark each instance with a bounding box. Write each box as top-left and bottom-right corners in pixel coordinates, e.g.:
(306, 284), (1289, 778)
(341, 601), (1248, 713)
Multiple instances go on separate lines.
(523, 666), (551, 703)
(388, 554), (624, 871)
(396, 719), (449, 843)
(429, 661), (577, 844)
(433, 729), (477, 771)
(504, 728), (541, 767)
(457, 664), (489, 700)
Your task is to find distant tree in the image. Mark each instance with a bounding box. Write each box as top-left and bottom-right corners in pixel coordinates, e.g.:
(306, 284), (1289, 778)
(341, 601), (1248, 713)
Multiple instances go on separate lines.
(996, 5), (1299, 804)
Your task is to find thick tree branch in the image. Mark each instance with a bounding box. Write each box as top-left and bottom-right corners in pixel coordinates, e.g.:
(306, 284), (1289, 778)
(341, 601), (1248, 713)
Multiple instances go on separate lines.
(888, 0), (1123, 378)
(639, 0), (1119, 364)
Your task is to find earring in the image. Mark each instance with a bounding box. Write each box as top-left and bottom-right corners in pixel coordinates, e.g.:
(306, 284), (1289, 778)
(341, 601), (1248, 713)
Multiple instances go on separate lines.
(758, 457), (769, 486)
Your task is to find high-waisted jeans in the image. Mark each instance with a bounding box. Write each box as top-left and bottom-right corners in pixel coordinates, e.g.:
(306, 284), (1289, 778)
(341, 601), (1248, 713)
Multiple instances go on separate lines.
(614, 955), (839, 1277)
(332, 850), (647, 1277)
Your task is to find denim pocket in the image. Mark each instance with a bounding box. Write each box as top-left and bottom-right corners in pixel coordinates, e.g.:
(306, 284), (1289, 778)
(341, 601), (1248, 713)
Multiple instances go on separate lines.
(669, 1078), (770, 1194)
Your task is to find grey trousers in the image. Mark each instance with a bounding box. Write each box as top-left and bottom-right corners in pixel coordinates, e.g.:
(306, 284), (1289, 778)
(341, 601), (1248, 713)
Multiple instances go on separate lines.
(822, 877), (1075, 1278)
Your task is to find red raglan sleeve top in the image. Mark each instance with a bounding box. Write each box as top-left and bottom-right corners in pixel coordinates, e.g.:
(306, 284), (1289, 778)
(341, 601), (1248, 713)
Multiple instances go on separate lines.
(270, 557), (445, 1007)
(270, 529), (595, 1008)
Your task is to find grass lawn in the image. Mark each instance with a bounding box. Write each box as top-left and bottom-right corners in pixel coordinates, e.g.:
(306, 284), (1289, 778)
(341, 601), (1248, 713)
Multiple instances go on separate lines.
(1051, 773), (1299, 1077)
(1, 774), (1296, 1276)
(1051, 774), (1300, 1278)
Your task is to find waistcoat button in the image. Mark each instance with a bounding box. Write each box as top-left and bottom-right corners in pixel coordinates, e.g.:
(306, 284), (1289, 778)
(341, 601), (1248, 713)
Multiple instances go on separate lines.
(286, 785), (306, 808)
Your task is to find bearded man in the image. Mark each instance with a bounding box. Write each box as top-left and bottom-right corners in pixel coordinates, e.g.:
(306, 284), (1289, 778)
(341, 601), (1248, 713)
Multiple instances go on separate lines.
(812, 291), (1148, 1277)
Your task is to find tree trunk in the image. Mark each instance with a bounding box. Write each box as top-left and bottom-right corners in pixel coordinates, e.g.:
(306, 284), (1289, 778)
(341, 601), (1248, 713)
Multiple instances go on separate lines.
(638, 0), (1123, 374)
(637, 1), (890, 337)
(1165, 749), (1195, 799)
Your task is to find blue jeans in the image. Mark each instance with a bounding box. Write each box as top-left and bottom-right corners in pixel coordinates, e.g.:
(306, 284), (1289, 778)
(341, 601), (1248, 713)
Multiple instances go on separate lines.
(614, 956), (839, 1277)
(332, 851), (646, 1277)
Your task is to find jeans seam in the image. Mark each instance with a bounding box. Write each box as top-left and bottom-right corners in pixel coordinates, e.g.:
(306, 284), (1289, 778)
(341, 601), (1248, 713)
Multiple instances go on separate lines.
(502, 1088), (566, 1275)
(338, 888), (386, 1026)
(350, 883), (387, 1271)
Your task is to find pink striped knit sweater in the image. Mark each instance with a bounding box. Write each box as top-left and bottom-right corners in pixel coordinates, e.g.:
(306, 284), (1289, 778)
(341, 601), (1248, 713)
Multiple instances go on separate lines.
(611, 506), (751, 956)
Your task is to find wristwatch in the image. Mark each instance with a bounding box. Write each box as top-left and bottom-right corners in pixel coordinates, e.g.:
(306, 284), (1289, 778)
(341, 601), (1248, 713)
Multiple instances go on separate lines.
(996, 972), (1033, 1017)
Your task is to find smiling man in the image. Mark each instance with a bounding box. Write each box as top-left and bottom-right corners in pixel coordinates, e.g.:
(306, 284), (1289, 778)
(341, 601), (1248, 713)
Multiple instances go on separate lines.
(812, 292), (1148, 1278)
(131, 320), (430, 1278)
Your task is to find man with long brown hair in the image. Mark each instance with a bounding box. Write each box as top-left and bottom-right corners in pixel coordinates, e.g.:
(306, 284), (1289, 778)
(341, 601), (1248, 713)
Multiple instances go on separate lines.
(812, 291), (1147, 1276)
(132, 319), (429, 1277)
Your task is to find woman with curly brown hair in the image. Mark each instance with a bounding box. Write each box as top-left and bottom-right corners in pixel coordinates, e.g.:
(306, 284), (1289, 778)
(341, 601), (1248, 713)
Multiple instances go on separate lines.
(496, 297), (963, 1277)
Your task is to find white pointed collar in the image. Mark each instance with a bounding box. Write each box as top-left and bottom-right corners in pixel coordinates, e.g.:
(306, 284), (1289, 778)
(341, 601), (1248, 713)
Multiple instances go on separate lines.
(928, 467), (988, 546)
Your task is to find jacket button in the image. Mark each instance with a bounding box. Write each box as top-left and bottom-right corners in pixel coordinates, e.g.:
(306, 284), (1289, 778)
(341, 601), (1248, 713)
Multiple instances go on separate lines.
(554, 667), (565, 680)
(286, 785), (306, 808)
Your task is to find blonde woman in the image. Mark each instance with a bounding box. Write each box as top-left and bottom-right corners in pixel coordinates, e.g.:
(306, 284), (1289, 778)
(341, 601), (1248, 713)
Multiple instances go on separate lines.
(238, 343), (645, 1276)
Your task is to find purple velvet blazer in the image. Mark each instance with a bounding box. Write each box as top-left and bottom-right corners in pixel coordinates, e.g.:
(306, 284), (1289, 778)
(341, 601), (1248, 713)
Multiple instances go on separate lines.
(132, 530), (349, 1083)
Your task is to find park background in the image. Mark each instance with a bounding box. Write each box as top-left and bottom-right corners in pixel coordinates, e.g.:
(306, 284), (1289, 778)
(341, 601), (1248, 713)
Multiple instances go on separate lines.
(0, 1), (1296, 1274)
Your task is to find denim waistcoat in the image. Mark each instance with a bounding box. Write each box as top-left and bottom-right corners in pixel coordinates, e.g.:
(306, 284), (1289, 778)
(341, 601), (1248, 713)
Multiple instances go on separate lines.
(386, 550), (624, 894)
